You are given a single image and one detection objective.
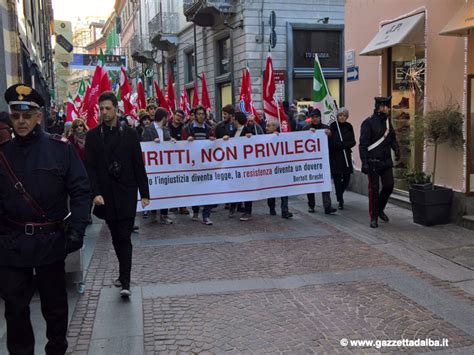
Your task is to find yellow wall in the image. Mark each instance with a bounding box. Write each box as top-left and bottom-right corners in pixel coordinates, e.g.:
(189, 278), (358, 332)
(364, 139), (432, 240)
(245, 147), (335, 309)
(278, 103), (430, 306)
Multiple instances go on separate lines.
(345, 0), (467, 192)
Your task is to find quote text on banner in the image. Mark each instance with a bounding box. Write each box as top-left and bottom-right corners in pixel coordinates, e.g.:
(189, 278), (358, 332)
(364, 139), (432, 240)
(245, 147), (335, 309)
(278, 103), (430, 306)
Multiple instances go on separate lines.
(137, 130), (332, 211)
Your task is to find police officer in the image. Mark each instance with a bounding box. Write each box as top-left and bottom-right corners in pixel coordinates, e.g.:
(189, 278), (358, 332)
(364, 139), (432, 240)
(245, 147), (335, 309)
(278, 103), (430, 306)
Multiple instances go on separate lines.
(0, 84), (91, 354)
(359, 96), (400, 228)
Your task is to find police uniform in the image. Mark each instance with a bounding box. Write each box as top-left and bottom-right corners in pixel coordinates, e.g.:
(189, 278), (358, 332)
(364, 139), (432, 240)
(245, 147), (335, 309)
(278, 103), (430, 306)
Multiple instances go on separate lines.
(0, 84), (91, 354)
(359, 96), (400, 228)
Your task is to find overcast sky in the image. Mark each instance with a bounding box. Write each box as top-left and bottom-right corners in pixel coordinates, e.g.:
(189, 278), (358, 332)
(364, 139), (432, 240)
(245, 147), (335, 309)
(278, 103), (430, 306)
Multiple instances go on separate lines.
(52, 0), (115, 26)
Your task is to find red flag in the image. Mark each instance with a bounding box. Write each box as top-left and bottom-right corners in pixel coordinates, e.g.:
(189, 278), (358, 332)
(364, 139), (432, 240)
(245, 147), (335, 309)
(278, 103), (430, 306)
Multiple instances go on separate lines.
(179, 87), (191, 118)
(201, 72), (211, 112)
(120, 67), (137, 120)
(263, 54), (291, 132)
(137, 79), (147, 110)
(153, 80), (170, 112)
(192, 81), (199, 108)
(239, 67), (260, 123)
(167, 71), (176, 112)
(87, 48), (109, 128)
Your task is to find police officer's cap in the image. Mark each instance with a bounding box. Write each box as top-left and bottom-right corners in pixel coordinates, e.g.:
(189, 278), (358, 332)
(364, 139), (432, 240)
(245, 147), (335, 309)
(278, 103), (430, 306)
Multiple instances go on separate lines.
(5, 84), (45, 111)
(374, 96), (391, 107)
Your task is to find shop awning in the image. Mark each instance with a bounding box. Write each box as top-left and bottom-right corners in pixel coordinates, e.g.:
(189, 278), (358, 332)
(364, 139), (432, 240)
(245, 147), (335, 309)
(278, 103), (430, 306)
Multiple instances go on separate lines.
(360, 12), (425, 56)
(440, 2), (474, 36)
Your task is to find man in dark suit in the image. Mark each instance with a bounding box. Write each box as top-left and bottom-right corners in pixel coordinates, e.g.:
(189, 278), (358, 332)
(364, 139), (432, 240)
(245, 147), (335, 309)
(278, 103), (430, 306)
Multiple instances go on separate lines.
(0, 84), (90, 354)
(85, 91), (150, 297)
(141, 107), (173, 224)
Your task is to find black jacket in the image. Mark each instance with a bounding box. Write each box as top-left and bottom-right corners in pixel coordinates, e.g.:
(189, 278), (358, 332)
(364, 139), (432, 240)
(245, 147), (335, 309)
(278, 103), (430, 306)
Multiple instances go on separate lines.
(0, 125), (90, 267)
(359, 111), (400, 169)
(329, 121), (356, 174)
(85, 123), (149, 221)
(214, 120), (235, 139)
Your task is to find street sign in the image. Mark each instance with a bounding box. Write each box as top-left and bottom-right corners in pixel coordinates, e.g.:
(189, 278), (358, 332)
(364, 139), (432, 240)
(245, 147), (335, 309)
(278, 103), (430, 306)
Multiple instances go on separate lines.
(56, 34), (73, 53)
(144, 68), (154, 77)
(345, 49), (355, 68)
(347, 66), (359, 82)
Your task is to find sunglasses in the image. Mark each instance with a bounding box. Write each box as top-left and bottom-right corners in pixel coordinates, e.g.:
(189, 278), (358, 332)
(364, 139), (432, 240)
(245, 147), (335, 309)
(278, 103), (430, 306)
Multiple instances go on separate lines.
(10, 111), (39, 120)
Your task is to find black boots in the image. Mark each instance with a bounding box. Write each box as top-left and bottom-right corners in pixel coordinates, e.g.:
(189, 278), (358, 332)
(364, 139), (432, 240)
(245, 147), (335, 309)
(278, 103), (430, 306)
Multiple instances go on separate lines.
(325, 207), (337, 215)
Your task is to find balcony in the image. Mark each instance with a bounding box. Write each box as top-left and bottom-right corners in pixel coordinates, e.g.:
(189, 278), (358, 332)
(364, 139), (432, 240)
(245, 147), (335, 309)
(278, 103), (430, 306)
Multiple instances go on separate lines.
(130, 34), (153, 63)
(183, 0), (236, 27)
(148, 12), (180, 51)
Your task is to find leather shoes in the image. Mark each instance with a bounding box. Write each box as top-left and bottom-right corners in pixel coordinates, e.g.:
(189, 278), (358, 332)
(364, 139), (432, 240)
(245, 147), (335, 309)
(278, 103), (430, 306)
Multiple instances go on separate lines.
(370, 218), (378, 228)
(379, 211), (389, 222)
(325, 207), (337, 215)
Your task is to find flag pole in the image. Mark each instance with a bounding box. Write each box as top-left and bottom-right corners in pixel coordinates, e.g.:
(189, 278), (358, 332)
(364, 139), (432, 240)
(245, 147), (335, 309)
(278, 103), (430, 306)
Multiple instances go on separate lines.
(315, 55), (349, 168)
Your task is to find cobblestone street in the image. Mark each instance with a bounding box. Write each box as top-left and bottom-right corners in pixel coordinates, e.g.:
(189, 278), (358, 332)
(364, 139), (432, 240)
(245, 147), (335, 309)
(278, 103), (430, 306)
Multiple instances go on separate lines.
(54, 192), (474, 354)
(1, 192), (473, 354)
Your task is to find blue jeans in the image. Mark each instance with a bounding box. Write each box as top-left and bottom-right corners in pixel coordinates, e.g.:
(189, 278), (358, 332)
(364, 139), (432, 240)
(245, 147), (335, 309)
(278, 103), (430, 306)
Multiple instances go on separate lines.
(192, 205), (212, 219)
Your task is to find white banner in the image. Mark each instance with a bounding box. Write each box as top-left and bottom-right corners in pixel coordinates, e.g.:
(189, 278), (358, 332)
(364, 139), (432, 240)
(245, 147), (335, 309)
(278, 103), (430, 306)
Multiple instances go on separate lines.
(137, 131), (332, 211)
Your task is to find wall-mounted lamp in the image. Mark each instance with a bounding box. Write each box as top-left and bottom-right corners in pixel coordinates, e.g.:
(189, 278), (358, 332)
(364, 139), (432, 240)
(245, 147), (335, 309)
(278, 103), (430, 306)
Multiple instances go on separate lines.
(317, 17), (329, 24)
(219, 4), (244, 30)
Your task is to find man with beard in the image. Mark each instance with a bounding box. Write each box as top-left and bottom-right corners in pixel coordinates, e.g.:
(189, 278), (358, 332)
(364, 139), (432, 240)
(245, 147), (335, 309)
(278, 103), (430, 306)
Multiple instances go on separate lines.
(85, 91), (150, 297)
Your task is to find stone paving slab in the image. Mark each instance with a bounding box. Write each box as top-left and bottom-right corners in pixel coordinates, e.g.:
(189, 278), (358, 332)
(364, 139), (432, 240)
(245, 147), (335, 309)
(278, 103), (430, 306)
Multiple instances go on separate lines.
(61, 195), (474, 354)
(142, 282), (473, 353)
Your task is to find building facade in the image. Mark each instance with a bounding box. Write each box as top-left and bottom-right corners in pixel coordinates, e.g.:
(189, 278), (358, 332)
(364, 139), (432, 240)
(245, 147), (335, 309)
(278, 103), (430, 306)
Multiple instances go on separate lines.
(0, 0), (54, 111)
(345, 0), (474, 219)
(123, 0), (345, 120)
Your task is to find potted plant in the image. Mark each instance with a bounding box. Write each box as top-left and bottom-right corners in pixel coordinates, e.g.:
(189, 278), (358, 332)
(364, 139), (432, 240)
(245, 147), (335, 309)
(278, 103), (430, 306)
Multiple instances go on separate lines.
(408, 99), (463, 226)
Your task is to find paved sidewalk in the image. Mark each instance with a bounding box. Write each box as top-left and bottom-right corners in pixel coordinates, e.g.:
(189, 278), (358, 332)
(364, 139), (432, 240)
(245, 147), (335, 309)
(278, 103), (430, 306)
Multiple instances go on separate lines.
(1, 191), (473, 354)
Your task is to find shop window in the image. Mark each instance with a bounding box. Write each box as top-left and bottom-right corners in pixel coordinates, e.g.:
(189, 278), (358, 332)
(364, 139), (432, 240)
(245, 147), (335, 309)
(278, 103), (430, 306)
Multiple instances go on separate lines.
(390, 46), (425, 192)
(217, 37), (230, 75)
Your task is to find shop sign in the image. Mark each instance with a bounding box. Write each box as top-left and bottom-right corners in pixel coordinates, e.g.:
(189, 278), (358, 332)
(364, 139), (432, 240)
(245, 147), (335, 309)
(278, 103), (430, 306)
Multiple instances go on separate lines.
(274, 70), (286, 101)
(70, 54), (127, 71)
(347, 66), (359, 82)
(293, 30), (342, 68)
(304, 52), (330, 59)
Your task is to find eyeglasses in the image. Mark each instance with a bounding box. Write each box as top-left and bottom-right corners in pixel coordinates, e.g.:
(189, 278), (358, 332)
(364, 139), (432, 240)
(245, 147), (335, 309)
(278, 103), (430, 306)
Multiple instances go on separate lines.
(74, 125), (85, 128)
(10, 111), (39, 120)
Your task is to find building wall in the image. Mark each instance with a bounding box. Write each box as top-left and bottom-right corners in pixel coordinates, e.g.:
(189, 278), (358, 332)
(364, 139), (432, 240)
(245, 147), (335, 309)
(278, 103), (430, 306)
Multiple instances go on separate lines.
(172, 0), (344, 120)
(345, 0), (467, 192)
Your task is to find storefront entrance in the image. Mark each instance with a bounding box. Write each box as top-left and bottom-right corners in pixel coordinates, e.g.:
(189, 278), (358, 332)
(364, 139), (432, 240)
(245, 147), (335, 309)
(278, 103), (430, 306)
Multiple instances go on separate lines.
(389, 46), (425, 192)
(360, 11), (426, 192)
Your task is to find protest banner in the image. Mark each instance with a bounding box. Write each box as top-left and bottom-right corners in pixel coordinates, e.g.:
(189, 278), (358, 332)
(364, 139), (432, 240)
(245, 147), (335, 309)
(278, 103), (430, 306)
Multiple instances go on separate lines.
(137, 130), (332, 211)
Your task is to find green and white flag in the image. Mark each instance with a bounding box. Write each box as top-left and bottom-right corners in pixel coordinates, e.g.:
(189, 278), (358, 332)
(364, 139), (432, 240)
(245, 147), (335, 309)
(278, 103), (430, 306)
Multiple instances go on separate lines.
(312, 55), (337, 125)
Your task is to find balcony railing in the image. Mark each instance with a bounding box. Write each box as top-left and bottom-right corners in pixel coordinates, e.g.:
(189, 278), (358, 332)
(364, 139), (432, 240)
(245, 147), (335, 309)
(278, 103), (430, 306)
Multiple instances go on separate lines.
(183, 0), (236, 27)
(130, 34), (153, 63)
(148, 11), (180, 42)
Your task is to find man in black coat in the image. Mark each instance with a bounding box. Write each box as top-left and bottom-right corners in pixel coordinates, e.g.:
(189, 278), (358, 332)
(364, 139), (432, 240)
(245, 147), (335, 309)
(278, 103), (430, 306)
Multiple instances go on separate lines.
(359, 96), (400, 228)
(303, 109), (337, 214)
(0, 84), (90, 354)
(85, 92), (150, 297)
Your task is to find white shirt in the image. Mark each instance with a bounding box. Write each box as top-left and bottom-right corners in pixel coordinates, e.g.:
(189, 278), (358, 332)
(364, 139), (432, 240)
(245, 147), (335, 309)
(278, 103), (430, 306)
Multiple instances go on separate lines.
(153, 122), (164, 141)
